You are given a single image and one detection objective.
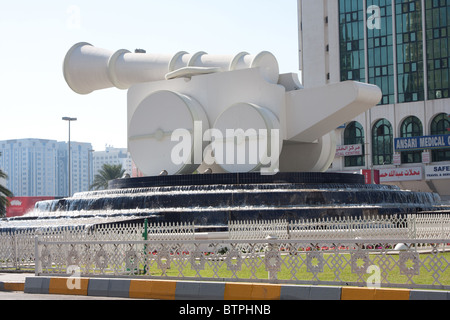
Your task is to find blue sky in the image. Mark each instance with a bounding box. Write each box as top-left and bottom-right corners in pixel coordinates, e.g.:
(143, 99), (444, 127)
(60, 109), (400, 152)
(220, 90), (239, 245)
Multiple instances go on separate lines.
(0, 1), (299, 151)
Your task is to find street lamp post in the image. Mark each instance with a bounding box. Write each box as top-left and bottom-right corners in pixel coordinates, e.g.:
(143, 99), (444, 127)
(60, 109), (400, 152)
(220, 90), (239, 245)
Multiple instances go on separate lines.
(62, 117), (77, 197)
(88, 149), (95, 191)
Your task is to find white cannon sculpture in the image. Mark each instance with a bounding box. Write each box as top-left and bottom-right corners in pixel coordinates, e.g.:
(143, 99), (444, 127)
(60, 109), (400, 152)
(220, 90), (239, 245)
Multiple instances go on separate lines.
(63, 42), (381, 176)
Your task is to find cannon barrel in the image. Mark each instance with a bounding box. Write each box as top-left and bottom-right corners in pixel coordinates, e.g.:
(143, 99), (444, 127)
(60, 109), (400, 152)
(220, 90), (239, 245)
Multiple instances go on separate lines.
(63, 42), (280, 95)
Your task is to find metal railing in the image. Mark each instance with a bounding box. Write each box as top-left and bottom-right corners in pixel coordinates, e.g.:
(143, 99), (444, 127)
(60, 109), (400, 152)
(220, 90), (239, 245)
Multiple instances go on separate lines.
(34, 238), (450, 290)
(229, 214), (450, 240)
(0, 222), (194, 271)
(0, 213), (450, 289)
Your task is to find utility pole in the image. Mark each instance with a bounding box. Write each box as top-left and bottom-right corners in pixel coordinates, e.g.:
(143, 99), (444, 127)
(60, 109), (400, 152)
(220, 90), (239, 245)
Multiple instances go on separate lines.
(62, 117), (77, 197)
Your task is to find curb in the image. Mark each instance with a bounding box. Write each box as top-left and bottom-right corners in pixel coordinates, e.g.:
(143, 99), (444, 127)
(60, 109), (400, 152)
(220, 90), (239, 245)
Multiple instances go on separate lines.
(0, 281), (25, 292)
(18, 277), (450, 300)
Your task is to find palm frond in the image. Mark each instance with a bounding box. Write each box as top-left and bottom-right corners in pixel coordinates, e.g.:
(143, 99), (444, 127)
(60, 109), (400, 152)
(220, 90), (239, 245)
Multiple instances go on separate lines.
(90, 163), (125, 191)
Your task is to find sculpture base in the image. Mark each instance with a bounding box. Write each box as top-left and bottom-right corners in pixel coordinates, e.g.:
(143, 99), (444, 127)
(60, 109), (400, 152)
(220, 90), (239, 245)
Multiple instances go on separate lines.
(108, 172), (365, 189)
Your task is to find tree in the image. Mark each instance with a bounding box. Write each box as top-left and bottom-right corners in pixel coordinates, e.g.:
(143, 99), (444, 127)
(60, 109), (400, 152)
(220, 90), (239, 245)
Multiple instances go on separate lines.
(90, 163), (125, 191)
(0, 153), (13, 217)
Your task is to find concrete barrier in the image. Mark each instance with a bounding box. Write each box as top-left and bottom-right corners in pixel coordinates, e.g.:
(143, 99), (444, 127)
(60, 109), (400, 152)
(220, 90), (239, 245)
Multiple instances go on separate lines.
(88, 278), (131, 298)
(129, 279), (177, 300)
(341, 287), (411, 300)
(175, 281), (225, 300)
(224, 283), (281, 300)
(48, 277), (89, 296)
(0, 281), (25, 292)
(410, 289), (450, 300)
(19, 277), (450, 300)
(23, 277), (50, 294)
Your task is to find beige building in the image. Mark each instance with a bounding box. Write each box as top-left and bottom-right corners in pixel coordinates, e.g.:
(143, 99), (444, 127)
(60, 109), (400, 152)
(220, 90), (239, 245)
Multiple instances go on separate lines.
(93, 147), (133, 180)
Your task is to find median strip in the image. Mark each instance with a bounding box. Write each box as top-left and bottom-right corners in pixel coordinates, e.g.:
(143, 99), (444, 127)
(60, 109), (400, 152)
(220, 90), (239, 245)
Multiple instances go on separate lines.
(11, 277), (449, 300)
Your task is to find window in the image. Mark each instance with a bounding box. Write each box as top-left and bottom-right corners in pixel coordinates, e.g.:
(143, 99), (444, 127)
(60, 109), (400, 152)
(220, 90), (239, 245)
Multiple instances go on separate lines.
(425, 0), (450, 100)
(430, 113), (450, 161)
(372, 119), (394, 165)
(339, 0), (366, 84)
(344, 121), (365, 167)
(400, 116), (423, 163)
(367, 0), (396, 105)
(396, 0), (425, 103)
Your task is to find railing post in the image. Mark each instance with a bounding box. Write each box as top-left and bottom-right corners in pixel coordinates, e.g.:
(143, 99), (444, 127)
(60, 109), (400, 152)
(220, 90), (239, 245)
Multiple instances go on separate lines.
(34, 235), (41, 276)
(142, 219), (148, 274)
(265, 235), (279, 281)
(407, 214), (417, 240)
(14, 233), (19, 271)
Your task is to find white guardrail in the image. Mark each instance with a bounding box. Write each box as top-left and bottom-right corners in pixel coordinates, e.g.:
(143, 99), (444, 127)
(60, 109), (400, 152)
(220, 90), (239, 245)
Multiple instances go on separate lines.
(1, 214), (450, 290)
(33, 238), (450, 290)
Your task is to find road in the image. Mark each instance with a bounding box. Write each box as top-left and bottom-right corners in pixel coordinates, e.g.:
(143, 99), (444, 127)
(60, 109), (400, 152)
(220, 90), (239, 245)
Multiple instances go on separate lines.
(0, 290), (135, 300)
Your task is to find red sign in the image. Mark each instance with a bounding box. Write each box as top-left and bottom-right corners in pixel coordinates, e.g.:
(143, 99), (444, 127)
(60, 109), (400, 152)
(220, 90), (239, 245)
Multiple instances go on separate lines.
(362, 170), (380, 185)
(6, 197), (55, 218)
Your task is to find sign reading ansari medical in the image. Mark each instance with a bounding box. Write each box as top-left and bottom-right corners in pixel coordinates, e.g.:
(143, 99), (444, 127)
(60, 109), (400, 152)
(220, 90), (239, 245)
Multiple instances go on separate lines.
(63, 43), (381, 176)
(395, 134), (450, 152)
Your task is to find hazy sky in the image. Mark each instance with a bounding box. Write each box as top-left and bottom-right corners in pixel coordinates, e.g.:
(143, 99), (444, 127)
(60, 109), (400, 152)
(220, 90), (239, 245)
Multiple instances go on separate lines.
(0, 1), (300, 151)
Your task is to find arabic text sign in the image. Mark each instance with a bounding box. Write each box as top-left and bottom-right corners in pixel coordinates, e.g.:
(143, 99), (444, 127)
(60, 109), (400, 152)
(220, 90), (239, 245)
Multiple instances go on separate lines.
(425, 165), (450, 180)
(379, 167), (423, 182)
(395, 134), (450, 152)
(335, 144), (363, 157)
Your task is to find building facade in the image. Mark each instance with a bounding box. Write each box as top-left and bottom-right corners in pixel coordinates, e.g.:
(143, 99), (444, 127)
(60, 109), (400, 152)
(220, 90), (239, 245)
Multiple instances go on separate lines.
(92, 147), (133, 180)
(298, 0), (450, 200)
(0, 139), (93, 197)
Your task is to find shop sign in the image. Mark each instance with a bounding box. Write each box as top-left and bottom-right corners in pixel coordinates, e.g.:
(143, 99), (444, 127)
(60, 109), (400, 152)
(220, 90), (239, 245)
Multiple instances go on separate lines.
(425, 165), (450, 180)
(395, 134), (450, 152)
(422, 151), (431, 164)
(379, 167), (423, 182)
(393, 153), (401, 166)
(336, 144), (363, 157)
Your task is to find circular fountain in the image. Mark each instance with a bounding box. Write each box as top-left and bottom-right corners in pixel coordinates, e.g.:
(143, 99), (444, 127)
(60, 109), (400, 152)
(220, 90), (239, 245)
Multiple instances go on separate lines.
(1, 172), (443, 232)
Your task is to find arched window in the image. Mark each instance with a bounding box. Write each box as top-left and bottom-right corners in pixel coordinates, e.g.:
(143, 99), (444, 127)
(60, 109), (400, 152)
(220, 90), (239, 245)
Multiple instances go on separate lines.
(344, 121), (365, 167)
(372, 119), (393, 165)
(431, 113), (450, 162)
(400, 116), (423, 163)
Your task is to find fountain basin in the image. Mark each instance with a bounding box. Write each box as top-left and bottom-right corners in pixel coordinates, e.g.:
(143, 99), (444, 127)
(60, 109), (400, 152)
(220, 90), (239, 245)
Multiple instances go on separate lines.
(1, 172), (443, 232)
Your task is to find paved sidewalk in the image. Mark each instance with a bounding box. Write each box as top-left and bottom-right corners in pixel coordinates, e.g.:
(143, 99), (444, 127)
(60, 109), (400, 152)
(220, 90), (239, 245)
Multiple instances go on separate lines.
(0, 272), (34, 292)
(0, 272), (35, 283)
